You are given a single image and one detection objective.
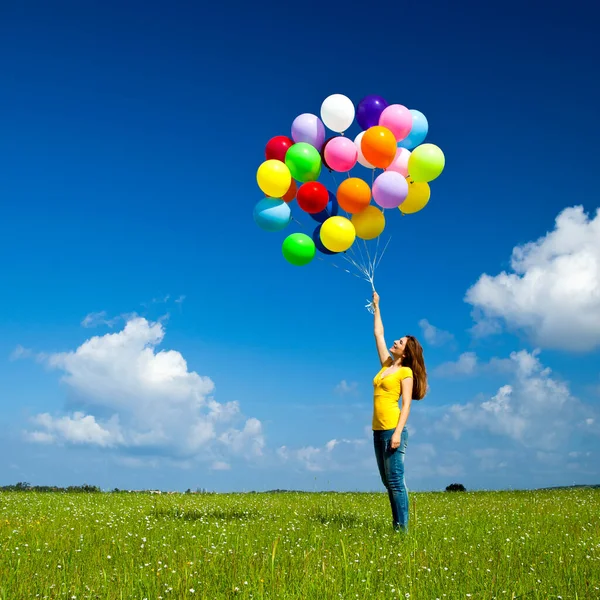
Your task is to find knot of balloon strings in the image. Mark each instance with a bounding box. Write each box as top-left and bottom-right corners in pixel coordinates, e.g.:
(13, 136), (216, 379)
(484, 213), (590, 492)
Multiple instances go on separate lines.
(365, 274), (376, 314)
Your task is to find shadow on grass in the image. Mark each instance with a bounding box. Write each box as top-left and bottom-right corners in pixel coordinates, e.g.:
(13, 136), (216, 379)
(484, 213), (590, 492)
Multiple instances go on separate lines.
(311, 511), (367, 528)
(153, 506), (259, 521)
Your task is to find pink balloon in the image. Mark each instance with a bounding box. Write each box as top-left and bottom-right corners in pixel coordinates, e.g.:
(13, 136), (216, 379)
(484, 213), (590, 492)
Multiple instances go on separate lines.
(324, 136), (358, 172)
(379, 104), (413, 142)
(386, 147), (411, 177)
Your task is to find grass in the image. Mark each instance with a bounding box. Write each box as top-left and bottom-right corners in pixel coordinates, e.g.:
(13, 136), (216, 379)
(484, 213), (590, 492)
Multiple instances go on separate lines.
(0, 488), (598, 599)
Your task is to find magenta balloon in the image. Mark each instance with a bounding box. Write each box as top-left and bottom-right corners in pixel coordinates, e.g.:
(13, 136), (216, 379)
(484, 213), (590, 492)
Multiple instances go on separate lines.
(372, 171), (409, 209)
(323, 136), (358, 172)
(291, 113), (326, 150)
(379, 104), (413, 141)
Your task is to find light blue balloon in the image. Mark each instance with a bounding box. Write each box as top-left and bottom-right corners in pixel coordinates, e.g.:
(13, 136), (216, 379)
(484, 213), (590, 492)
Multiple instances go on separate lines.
(398, 110), (429, 150)
(253, 198), (292, 232)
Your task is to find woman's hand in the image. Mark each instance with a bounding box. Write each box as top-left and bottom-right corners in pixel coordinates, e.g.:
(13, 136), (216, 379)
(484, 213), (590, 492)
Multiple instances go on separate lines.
(372, 291), (380, 309)
(390, 431), (401, 450)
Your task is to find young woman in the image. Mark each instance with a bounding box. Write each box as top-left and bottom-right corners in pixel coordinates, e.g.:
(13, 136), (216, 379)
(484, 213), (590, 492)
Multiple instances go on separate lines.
(371, 290), (427, 532)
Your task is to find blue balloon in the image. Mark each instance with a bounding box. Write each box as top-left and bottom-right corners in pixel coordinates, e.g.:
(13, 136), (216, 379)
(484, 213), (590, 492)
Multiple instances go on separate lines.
(312, 224), (338, 255)
(397, 110), (429, 150)
(253, 198), (291, 232)
(310, 190), (339, 224)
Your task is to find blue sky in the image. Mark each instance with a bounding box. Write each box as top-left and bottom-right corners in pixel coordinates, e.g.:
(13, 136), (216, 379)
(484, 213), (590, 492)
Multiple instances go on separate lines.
(0, 0), (598, 492)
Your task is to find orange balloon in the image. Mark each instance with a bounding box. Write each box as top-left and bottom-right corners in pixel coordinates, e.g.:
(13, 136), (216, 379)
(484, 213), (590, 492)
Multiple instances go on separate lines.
(337, 178), (371, 213)
(361, 126), (397, 168)
(282, 179), (297, 202)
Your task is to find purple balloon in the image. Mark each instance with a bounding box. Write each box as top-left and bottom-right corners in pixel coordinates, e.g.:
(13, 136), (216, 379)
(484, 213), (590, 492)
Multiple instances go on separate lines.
(356, 95), (389, 130)
(373, 171), (408, 209)
(291, 113), (326, 151)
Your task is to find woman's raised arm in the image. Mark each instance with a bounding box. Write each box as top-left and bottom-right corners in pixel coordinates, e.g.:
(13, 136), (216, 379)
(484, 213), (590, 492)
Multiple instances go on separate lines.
(373, 291), (391, 367)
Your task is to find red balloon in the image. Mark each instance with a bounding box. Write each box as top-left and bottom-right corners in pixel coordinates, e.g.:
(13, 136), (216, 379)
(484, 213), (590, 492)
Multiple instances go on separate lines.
(265, 136), (294, 162)
(282, 180), (297, 202)
(297, 182), (329, 214)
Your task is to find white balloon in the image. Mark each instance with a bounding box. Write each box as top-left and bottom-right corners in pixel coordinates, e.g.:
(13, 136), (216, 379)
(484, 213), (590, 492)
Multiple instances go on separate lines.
(354, 131), (375, 169)
(320, 94), (355, 133)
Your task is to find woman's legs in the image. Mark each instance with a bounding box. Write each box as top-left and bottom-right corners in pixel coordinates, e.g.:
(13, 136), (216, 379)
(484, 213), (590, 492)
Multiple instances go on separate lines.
(385, 427), (409, 531)
(373, 428), (409, 531)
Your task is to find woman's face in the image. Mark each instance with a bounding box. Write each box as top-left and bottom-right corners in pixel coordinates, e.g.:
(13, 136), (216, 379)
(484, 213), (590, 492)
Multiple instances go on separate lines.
(390, 336), (407, 358)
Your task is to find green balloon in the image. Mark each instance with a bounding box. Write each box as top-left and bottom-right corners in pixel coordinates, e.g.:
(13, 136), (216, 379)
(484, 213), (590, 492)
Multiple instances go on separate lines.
(285, 142), (322, 182)
(282, 233), (316, 266)
(408, 143), (445, 183)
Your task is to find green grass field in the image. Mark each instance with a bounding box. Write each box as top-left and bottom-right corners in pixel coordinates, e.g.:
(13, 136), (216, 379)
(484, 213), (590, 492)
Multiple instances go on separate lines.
(1, 489), (598, 599)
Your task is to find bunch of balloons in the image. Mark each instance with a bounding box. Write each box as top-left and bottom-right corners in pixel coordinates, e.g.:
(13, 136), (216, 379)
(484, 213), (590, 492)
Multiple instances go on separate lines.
(254, 94), (445, 268)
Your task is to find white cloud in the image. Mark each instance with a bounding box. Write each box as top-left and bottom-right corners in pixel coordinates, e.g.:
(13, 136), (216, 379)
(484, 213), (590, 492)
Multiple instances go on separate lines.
(335, 380), (358, 395)
(81, 311), (120, 329)
(271, 346), (599, 484)
(433, 349), (597, 450)
(419, 319), (454, 346)
(26, 412), (122, 447)
(279, 437), (368, 472)
(10, 345), (34, 361)
(568, 451), (591, 459)
(273, 347), (599, 484)
(465, 206), (600, 351)
(142, 295), (171, 308)
(24, 317), (264, 463)
(398, 441), (467, 481)
(211, 461), (231, 471)
(218, 417), (265, 457)
(25, 430), (55, 444)
(469, 317), (502, 338)
(434, 352), (478, 377)
(433, 351), (528, 379)
(277, 430), (462, 480)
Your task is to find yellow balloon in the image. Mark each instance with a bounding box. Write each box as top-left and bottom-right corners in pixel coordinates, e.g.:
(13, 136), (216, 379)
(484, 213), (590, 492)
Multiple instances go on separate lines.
(320, 216), (356, 252)
(351, 205), (385, 240)
(256, 160), (292, 198)
(400, 180), (431, 214)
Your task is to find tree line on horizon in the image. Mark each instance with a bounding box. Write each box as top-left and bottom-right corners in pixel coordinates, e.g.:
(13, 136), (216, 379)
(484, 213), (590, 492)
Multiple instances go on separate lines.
(2, 481), (596, 494)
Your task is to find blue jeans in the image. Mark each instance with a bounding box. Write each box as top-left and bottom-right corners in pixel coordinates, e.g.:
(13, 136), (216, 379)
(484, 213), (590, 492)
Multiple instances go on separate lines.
(373, 427), (409, 531)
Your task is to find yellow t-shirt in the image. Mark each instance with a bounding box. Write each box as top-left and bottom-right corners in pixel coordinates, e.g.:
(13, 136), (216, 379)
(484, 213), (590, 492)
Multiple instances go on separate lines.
(372, 362), (413, 430)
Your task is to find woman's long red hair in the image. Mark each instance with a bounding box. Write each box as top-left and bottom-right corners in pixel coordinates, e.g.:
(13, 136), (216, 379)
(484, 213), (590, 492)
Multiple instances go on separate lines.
(403, 336), (427, 400)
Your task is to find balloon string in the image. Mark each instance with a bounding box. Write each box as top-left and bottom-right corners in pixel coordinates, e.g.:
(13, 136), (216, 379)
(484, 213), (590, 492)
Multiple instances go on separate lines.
(342, 253), (369, 278)
(291, 214), (367, 285)
(353, 235), (368, 275)
(329, 170), (338, 189)
(342, 254), (374, 288)
(362, 238), (374, 280)
(375, 235), (392, 270)
(342, 249), (376, 313)
(317, 256), (365, 282)
(372, 234), (381, 277)
(292, 173), (384, 312)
